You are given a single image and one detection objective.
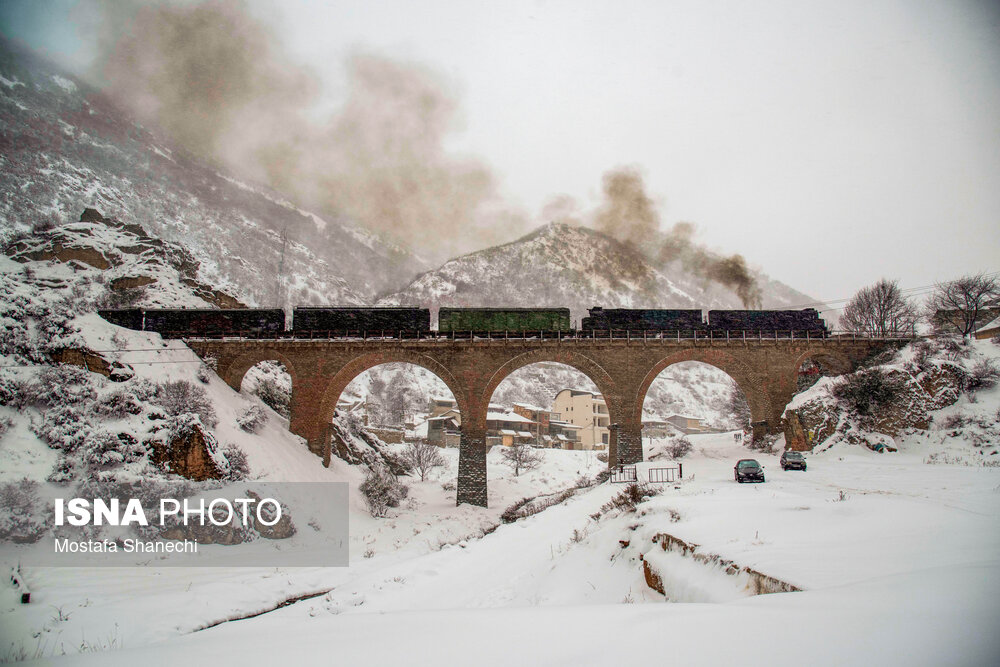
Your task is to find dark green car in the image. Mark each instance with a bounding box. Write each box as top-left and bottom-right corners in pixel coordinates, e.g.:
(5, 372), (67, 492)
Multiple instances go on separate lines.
(438, 308), (571, 333)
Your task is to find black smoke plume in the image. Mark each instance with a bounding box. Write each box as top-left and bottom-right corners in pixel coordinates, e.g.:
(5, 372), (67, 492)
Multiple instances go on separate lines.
(593, 167), (762, 308)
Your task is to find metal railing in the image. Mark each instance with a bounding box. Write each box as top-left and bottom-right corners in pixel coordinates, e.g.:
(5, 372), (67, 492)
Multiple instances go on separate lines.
(176, 329), (919, 343)
(648, 466), (681, 483)
(610, 465), (638, 483)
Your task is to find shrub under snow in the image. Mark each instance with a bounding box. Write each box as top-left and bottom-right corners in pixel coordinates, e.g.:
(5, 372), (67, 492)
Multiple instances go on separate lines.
(236, 404), (268, 433)
(359, 465), (409, 518)
(156, 380), (217, 427)
(0, 479), (46, 543)
(665, 437), (694, 459)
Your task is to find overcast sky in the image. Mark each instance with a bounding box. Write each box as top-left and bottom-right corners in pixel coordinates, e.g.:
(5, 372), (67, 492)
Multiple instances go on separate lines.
(2, 0), (999, 304)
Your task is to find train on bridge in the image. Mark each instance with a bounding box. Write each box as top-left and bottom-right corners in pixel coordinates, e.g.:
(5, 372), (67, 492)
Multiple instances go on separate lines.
(98, 306), (829, 339)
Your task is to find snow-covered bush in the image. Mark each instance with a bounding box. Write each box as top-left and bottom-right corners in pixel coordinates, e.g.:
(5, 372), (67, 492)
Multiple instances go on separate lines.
(30, 365), (97, 407)
(359, 465), (409, 518)
(0, 479), (46, 543)
(93, 385), (146, 418)
(0, 369), (28, 408)
(82, 431), (148, 469)
(236, 404), (268, 433)
(965, 359), (999, 393)
(98, 286), (146, 309)
(832, 368), (906, 417)
(156, 380), (217, 427)
(222, 444), (251, 481)
(47, 454), (76, 485)
(196, 355), (217, 384)
(402, 441), (445, 481)
(32, 404), (95, 451)
(598, 483), (661, 516)
(253, 376), (290, 418)
(665, 437), (693, 459)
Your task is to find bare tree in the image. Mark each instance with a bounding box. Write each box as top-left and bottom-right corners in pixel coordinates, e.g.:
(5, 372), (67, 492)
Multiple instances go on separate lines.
(926, 272), (1000, 337)
(839, 278), (917, 337)
(500, 442), (543, 477)
(403, 441), (445, 481)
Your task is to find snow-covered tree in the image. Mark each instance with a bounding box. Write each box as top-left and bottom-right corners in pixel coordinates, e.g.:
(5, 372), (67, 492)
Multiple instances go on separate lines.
(500, 442), (543, 477)
(926, 272), (1000, 336)
(840, 278), (917, 337)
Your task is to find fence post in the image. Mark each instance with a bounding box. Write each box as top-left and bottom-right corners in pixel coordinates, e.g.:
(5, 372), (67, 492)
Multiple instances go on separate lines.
(679, 463), (683, 479)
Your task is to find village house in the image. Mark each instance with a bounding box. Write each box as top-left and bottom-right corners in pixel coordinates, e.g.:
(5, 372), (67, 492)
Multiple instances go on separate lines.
(485, 410), (538, 448)
(552, 389), (609, 450)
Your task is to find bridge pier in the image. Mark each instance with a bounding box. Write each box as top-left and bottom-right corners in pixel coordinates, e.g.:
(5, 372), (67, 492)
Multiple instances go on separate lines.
(457, 427), (489, 507)
(614, 422), (644, 466)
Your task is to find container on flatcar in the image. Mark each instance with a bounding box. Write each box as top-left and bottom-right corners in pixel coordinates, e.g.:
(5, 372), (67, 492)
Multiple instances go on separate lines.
(292, 307), (430, 334)
(97, 308), (144, 331)
(437, 308), (571, 332)
(142, 309), (284, 338)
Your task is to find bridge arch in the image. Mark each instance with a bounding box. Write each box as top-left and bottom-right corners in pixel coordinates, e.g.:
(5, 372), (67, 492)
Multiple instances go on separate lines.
(317, 350), (468, 428)
(481, 349), (622, 429)
(634, 349), (773, 435)
(221, 349), (299, 392)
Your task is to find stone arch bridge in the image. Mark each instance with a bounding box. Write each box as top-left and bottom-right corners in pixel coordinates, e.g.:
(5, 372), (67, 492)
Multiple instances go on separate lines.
(186, 336), (903, 507)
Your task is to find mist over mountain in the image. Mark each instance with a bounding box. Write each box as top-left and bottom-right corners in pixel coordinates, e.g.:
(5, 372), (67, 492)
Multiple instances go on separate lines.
(0, 36), (427, 308)
(380, 222), (820, 326)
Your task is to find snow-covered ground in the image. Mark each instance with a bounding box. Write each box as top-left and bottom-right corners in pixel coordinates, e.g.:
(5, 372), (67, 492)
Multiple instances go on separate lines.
(3, 425), (998, 665)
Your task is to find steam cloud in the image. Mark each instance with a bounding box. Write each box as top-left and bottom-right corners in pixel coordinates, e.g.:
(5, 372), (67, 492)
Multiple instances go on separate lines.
(94, 0), (521, 260)
(92, 1), (760, 305)
(593, 167), (762, 308)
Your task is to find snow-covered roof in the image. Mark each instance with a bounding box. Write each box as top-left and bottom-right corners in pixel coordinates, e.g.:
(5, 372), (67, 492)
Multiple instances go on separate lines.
(516, 431), (534, 438)
(549, 420), (582, 430)
(499, 429), (517, 436)
(512, 401), (549, 413)
(976, 316), (1000, 333)
(486, 411), (536, 423)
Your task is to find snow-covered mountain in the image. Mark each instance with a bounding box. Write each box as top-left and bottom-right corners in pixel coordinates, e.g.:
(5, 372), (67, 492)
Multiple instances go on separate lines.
(380, 222), (820, 326)
(0, 37), (426, 308)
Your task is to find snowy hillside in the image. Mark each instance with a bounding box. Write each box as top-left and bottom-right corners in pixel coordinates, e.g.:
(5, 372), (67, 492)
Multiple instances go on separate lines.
(380, 222), (820, 326)
(0, 37), (426, 308)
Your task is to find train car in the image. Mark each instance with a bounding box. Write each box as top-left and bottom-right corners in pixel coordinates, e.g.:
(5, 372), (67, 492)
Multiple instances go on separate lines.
(707, 309), (827, 333)
(292, 307), (430, 335)
(437, 308), (571, 333)
(142, 309), (285, 338)
(97, 308), (144, 331)
(581, 307), (706, 331)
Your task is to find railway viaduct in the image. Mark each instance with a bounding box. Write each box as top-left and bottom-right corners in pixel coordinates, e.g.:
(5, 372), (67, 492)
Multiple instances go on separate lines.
(185, 335), (904, 507)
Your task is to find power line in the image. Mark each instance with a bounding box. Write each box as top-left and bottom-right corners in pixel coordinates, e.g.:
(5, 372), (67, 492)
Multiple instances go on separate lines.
(783, 270), (1000, 312)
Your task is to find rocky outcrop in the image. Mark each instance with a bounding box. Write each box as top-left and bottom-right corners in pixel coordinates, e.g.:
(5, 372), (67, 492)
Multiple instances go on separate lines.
(150, 416), (226, 481)
(785, 360), (967, 451)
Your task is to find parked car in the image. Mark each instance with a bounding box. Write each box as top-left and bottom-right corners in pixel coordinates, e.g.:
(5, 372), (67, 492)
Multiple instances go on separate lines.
(780, 451), (807, 471)
(734, 459), (765, 483)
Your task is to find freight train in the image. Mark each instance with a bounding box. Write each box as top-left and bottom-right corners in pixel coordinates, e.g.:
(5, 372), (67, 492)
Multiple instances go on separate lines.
(97, 306), (828, 338)
(293, 307), (430, 334)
